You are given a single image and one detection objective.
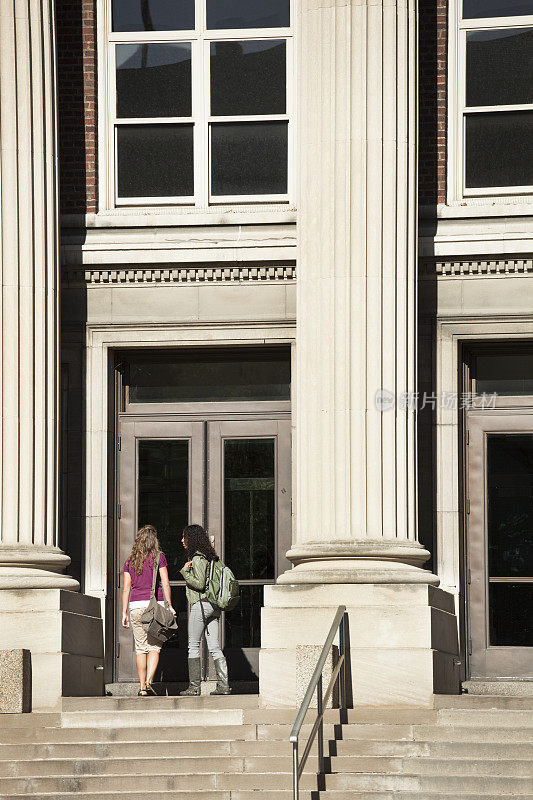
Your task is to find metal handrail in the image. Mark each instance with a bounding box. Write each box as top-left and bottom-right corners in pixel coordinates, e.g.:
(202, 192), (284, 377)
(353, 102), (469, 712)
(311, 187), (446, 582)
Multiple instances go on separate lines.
(289, 605), (348, 800)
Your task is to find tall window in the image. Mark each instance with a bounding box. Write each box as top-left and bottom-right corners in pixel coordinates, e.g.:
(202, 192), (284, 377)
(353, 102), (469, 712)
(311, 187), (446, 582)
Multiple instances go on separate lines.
(456, 1), (533, 198)
(106, 0), (293, 207)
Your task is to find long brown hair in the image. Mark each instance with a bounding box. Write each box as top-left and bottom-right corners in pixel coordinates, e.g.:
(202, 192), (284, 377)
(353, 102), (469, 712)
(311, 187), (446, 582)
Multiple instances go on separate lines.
(128, 524), (161, 574)
(183, 524), (218, 562)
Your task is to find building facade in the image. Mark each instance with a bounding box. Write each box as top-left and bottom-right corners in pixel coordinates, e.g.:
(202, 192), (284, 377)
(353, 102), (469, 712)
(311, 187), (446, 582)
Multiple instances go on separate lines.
(0, 0), (531, 709)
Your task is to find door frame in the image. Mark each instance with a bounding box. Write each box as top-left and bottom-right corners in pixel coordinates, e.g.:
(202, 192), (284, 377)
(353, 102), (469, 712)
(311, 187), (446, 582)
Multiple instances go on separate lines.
(465, 408), (533, 678)
(115, 419), (205, 682)
(84, 324), (296, 686)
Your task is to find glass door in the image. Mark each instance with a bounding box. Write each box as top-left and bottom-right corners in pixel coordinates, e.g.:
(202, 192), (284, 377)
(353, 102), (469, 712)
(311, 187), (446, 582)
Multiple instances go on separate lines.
(207, 420), (291, 680)
(466, 411), (533, 678)
(115, 417), (291, 683)
(116, 420), (204, 682)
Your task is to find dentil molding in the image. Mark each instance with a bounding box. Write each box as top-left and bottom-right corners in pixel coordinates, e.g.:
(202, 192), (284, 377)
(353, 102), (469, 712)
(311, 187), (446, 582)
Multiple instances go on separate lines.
(421, 257), (533, 278)
(62, 264), (296, 286)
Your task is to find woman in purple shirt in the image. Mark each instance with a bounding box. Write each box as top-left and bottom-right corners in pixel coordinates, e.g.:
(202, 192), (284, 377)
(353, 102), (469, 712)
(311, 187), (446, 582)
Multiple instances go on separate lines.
(122, 525), (175, 695)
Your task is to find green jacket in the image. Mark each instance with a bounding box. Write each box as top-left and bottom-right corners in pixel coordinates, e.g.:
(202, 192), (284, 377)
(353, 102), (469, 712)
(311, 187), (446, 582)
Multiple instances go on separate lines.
(180, 552), (209, 605)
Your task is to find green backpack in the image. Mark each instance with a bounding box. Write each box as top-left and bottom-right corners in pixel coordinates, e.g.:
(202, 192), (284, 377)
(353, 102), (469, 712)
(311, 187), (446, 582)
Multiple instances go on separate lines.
(203, 557), (240, 611)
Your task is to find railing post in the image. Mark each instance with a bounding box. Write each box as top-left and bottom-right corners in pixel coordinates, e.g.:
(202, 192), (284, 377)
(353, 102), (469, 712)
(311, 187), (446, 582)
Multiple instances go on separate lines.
(339, 612), (347, 711)
(317, 674), (324, 774)
(292, 740), (299, 800)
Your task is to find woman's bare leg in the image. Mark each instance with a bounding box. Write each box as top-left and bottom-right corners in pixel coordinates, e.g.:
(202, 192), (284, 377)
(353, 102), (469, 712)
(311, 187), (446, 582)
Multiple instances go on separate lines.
(136, 654), (147, 690)
(146, 651), (160, 686)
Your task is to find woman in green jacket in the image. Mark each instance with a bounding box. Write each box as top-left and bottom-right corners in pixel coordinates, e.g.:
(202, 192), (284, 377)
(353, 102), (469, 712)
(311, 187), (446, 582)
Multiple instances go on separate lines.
(179, 524), (230, 696)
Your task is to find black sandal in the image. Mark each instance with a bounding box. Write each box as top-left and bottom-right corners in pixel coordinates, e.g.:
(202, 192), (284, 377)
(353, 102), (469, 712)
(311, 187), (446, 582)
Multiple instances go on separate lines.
(145, 682), (157, 696)
(138, 688), (148, 696)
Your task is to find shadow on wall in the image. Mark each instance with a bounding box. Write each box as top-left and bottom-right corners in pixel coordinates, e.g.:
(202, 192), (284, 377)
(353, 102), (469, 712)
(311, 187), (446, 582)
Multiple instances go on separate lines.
(417, 267), (438, 574)
(418, 0), (447, 210)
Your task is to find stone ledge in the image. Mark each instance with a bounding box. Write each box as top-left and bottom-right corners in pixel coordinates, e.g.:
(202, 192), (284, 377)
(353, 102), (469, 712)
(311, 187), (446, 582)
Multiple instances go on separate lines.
(0, 650), (31, 713)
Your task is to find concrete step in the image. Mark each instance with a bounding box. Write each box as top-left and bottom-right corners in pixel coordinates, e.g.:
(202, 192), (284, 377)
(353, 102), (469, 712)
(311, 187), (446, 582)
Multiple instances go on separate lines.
(326, 754), (533, 778)
(59, 708), (245, 728)
(0, 754), (320, 778)
(435, 694), (533, 709)
(413, 724), (533, 743)
(463, 680), (533, 697)
(436, 708), (533, 727)
(408, 757), (533, 777)
(332, 737), (533, 758)
(0, 713), (60, 728)
(415, 775), (533, 794)
(105, 681), (259, 698)
(2, 795), (532, 800)
(62, 695), (260, 711)
(0, 737), (321, 760)
(0, 793), (315, 800)
(424, 740), (533, 759)
(323, 772), (533, 793)
(0, 771), (319, 794)
(0, 724), (261, 744)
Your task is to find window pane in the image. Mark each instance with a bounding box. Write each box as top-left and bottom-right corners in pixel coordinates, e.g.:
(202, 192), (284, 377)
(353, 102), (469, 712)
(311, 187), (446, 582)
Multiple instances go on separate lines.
(489, 583), (533, 646)
(128, 349), (290, 403)
(465, 111), (533, 188)
(463, 0), (533, 18)
(466, 29), (533, 107)
(211, 41), (285, 116)
(116, 44), (191, 118)
(207, 0), (289, 29)
(138, 439), (189, 580)
(487, 435), (533, 578)
(211, 122), (288, 195)
(117, 124), (193, 197)
(224, 439), (275, 580)
(224, 586), (263, 649)
(475, 354), (533, 396)
(112, 0), (194, 31)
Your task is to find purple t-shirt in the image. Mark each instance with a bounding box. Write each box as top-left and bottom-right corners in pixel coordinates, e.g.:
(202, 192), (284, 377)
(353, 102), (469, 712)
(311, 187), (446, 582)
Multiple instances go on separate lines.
(124, 553), (167, 602)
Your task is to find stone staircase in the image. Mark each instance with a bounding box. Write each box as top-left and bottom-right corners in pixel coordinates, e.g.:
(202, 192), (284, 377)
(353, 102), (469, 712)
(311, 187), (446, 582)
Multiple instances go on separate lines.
(0, 694), (531, 799)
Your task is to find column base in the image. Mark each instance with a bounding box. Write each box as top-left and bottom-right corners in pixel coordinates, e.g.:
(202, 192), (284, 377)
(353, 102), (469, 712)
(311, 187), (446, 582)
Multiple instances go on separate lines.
(278, 540), (439, 585)
(0, 546), (80, 590)
(0, 589), (104, 710)
(259, 583), (460, 708)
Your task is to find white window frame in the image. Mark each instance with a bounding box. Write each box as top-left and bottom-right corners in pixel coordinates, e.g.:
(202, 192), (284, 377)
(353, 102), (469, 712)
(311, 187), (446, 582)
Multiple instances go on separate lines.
(99, 0), (295, 211)
(449, 1), (533, 203)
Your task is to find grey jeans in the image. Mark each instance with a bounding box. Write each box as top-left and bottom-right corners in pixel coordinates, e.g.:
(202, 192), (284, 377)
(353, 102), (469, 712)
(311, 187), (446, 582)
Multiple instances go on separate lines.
(188, 600), (223, 661)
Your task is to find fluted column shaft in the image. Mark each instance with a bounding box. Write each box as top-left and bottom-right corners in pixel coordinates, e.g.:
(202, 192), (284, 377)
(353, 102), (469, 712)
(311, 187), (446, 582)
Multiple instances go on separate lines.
(0, 0), (78, 588)
(282, 0), (435, 584)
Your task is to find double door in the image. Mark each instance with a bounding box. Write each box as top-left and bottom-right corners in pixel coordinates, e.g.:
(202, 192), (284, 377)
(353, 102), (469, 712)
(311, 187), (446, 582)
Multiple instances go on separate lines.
(116, 415), (291, 683)
(466, 410), (533, 678)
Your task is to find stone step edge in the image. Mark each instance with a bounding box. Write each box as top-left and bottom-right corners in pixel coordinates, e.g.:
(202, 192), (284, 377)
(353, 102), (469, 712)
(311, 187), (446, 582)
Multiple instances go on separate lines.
(4, 753), (532, 766)
(1, 769), (530, 782)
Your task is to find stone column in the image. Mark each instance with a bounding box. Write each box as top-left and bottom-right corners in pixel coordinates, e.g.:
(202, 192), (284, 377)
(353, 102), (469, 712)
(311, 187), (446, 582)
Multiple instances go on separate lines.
(260, 0), (460, 706)
(283, 0), (431, 585)
(0, 0), (103, 709)
(0, 0), (77, 590)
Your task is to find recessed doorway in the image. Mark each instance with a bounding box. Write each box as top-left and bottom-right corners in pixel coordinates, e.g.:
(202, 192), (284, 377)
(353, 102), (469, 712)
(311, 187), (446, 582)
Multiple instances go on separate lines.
(113, 348), (292, 684)
(464, 345), (533, 679)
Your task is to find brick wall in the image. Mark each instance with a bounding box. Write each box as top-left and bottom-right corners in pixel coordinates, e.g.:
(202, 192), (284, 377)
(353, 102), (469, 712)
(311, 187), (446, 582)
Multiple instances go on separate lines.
(57, 0), (98, 214)
(419, 0), (447, 207)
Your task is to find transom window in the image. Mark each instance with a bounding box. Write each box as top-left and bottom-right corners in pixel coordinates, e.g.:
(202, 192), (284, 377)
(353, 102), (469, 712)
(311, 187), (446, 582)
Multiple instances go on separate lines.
(456, 1), (533, 198)
(105, 0), (293, 207)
